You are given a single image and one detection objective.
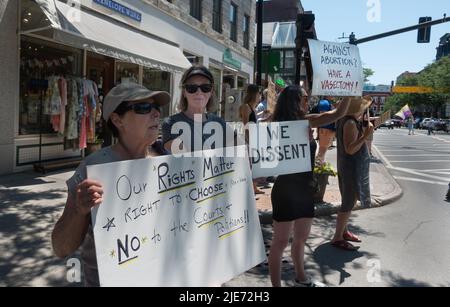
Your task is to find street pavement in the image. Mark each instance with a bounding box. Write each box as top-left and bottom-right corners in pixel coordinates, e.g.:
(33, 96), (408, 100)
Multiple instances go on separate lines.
(1, 128), (449, 286)
(226, 128), (450, 287)
(321, 127), (450, 287)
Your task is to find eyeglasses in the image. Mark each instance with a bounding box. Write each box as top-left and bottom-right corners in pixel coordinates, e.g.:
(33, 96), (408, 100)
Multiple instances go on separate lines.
(122, 102), (160, 115)
(183, 84), (213, 94)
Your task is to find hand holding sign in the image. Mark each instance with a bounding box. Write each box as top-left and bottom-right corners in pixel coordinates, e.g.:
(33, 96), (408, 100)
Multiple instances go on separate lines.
(75, 179), (104, 216)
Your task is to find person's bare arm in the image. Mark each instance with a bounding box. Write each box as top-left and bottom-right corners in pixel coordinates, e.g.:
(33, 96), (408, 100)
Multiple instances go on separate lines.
(239, 105), (253, 143)
(343, 120), (374, 155)
(306, 97), (351, 128)
(52, 179), (103, 258)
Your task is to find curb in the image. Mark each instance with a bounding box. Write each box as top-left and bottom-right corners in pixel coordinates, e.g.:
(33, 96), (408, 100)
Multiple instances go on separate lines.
(371, 145), (403, 207)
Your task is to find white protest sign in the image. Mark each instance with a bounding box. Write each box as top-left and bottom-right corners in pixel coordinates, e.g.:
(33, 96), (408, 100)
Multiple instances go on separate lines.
(308, 39), (363, 96)
(87, 146), (266, 287)
(249, 120), (311, 178)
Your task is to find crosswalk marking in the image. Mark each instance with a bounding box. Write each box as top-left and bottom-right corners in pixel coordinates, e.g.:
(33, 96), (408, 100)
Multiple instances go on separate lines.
(384, 154), (450, 157)
(393, 176), (448, 186)
(373, 129), (450, 189)
(387, 166), (450, 182)
(389, 160), (450, 163)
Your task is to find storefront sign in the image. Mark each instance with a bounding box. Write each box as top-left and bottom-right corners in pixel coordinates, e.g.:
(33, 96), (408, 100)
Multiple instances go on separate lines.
(88, 146), (266, 286)
(308, 39), (363, 96)
(93, 0), (142, 22)
(223, 49), (242, 70)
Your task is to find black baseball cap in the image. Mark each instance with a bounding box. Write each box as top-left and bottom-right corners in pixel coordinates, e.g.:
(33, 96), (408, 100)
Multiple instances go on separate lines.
(181, 65), (214, 85)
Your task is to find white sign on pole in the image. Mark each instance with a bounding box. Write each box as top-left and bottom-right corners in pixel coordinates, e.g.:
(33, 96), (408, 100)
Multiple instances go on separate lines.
(87, 146), (266, 287)
(308, 39), (363, 97)
(249, 120), (311, 178)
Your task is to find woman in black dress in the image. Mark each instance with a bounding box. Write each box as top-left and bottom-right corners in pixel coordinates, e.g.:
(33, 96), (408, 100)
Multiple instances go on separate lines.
(268, 86), (351, 287)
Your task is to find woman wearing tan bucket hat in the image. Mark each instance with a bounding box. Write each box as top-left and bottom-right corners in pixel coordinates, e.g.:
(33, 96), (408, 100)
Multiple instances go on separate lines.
(331, 96), (374, 251)
(52, 82), (170, 286)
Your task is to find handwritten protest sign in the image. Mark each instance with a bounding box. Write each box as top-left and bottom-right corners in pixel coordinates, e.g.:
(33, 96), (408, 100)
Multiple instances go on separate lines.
(248, 121), (311, 178)
(87, 146), (266, 286)
(308, 39), (363, 96)
(374, 110), (391, 128)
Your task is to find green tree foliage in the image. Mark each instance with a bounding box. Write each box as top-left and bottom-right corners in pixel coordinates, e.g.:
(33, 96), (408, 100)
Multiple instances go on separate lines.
(386, 57), (450, 117)
(418, 57), (450, 94)
(363, 68), (375, 82)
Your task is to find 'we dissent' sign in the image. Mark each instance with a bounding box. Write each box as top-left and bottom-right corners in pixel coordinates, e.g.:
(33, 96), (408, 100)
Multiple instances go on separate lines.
(249, 121), (311, 178)
(308, 39), (363, 97)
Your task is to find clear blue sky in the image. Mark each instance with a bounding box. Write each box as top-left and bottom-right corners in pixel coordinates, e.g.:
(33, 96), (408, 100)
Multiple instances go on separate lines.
(300, 0), (450, 85)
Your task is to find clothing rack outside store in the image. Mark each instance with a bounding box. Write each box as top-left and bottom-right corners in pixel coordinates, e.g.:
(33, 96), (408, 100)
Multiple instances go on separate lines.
(33, 74), (83, 174)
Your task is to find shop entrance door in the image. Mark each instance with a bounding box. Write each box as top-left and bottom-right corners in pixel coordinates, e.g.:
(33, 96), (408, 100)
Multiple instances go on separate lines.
(86, 52), (115, 146)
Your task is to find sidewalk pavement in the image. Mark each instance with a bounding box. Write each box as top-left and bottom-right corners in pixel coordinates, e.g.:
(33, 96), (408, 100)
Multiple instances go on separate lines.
(256, 144), (403, 224)
(0, 145), (402, 286)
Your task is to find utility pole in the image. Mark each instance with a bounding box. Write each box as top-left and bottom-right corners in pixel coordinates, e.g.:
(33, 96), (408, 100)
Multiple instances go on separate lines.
(349, 15), (450, 45)
(256, 0), (263, 86)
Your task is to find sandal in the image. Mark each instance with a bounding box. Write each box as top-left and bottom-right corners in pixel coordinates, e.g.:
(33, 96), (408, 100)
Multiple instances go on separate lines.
(331, 240), (359, 251)
(254, 188), (265, 195)
(343, 231), (362, 242)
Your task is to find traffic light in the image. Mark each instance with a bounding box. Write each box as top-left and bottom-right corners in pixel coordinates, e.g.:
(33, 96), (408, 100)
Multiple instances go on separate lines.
(417, 17), (432, 43)
(295, 13), (315, 84)
(296, 13), (315, 51)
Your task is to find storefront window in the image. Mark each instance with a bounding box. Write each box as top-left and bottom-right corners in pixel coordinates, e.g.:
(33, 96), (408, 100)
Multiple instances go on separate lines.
(19, 36), (82, 135)
(209, 67), (222, 109)
(237, 76), (247, 89)
(116, 62), (139, 84)
(284, 50), (295, 70)
(20, 0), (52, 33)
(184, 51), (202, 64)
(142, 68), (171, 118)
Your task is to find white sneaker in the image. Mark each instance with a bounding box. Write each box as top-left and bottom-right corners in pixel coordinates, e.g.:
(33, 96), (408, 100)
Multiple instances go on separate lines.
(293, 277), (326, 287)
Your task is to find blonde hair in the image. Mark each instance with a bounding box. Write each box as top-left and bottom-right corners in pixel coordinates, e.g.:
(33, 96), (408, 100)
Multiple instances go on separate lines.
(178, 65), (216, 112)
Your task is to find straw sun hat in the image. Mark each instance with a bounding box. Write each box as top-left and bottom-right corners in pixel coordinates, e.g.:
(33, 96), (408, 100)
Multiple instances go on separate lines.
(346, 96), (373, 116)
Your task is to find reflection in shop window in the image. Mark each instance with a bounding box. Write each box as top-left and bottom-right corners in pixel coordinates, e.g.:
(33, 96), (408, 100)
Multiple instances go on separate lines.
(116, 62), (139, 84)
(19, 37), (82, 136)
(142, 68), (171, 118)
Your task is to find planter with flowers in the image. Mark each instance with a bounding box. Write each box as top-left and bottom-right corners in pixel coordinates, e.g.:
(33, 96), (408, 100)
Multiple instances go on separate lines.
(313, 161), (338, 203)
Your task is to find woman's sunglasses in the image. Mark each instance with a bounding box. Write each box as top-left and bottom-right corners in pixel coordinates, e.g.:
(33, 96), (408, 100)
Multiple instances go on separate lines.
(184, 84), (213, 94)
(122, 102), (160, 115)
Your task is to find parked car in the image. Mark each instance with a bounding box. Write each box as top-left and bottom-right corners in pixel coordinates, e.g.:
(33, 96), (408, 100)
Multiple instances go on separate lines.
(379, 120), (394, 129)
(432, 119), (449, 133)
(391, 119), (403, 128)
(420, 118), (432, 129)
